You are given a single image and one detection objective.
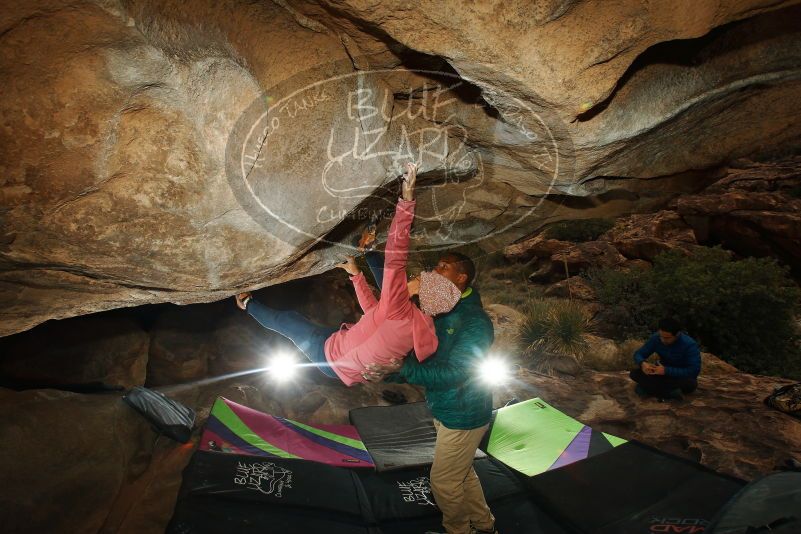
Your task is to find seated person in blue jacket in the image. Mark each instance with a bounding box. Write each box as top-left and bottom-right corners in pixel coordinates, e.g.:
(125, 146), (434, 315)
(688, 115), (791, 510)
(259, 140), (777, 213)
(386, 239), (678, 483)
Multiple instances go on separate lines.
(630, 317), (701, 400)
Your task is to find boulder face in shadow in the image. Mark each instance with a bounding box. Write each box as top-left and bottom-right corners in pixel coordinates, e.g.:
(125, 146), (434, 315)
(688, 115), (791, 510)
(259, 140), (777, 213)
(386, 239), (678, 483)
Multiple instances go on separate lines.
(0, 388), (157, 534)
(146, 302), (227, 387)
(0, 313), (150, 390)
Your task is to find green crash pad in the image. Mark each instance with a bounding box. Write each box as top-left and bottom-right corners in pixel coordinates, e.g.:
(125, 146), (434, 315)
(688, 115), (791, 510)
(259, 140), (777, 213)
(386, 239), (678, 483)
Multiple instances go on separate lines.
(484, 398), (626, 476)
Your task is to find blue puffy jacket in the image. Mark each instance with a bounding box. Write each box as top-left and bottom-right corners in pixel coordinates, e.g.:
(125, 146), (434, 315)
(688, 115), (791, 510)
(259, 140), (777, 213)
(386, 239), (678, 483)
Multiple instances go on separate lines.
(634, 332), (702, 378)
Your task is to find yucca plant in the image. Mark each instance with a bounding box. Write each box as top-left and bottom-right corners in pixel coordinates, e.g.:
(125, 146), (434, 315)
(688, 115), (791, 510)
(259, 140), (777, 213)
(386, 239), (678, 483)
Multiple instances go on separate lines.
(519, 298), (593, 373)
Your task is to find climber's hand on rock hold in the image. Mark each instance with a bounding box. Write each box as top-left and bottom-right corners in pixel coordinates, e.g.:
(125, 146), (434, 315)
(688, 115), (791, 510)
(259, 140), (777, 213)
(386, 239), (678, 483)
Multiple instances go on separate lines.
(337, 256), (361, 276)
(401, 162), (417, 201)
(235, 292), (252, 311)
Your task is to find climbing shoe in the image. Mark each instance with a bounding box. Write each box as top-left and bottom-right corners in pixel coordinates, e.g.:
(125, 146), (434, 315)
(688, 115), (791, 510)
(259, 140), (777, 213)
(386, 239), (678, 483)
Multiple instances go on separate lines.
(355, 211), (380, 251)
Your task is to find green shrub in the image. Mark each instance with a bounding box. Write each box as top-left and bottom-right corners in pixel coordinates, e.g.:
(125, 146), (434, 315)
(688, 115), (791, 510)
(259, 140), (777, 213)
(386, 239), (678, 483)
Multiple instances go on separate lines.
(519, 298), (593, 363)
(589, 248), (801, 378)
(586, 267), (657, 341)
(544, 218), (615, 242)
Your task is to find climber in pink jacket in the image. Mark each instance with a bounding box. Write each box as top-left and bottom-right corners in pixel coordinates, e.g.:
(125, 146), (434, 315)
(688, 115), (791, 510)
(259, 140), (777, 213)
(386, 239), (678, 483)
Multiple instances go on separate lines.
(235, 163), (462, 386)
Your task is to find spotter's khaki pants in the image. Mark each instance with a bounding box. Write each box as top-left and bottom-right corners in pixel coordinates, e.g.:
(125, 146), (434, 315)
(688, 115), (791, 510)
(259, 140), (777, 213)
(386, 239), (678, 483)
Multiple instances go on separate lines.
(430, 419), (496, 534)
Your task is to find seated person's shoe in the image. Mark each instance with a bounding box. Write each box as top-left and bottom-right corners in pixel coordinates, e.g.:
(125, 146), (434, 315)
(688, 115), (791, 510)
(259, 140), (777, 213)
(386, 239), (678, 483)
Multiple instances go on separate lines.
(658, 388), (684, 402)
(634, 384), (649, 397)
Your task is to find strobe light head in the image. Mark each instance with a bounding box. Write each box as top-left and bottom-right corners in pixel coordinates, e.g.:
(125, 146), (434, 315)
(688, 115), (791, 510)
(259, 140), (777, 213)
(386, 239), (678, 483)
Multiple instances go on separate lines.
(266, 351), (299, 382)
(478, 355), (511, 386)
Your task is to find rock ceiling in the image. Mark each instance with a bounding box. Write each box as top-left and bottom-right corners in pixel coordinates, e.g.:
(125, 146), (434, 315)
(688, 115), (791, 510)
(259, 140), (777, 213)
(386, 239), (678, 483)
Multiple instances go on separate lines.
(1, 0), (800, 336)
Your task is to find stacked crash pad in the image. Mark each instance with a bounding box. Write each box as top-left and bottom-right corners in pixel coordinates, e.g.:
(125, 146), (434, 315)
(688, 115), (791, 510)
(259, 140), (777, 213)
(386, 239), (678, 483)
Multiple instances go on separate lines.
(169, 452), (564, 533)
(199, 397), (374, 468)
(348, 401), (485, 471)
(169, 397), (754, 533)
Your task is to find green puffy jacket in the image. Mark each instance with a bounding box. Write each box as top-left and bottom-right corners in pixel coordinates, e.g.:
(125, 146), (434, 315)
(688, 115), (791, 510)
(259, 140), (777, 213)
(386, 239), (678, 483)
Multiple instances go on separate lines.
(398, 287), (494, 430)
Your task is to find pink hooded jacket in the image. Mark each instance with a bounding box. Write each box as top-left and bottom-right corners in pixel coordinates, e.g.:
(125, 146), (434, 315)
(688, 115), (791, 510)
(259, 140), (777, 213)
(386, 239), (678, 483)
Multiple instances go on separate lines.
(324, 199), (438, 386)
